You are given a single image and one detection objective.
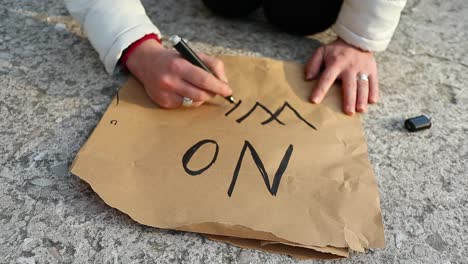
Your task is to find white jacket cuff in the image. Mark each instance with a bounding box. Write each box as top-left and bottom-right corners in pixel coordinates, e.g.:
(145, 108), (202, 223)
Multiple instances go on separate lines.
(81, 0), (161, 74)
(332, 0), (406, 52)
(100, 23), (160, 74)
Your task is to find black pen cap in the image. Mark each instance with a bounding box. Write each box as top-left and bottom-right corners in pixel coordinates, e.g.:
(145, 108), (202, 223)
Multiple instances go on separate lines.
(405, 115), (432, 132)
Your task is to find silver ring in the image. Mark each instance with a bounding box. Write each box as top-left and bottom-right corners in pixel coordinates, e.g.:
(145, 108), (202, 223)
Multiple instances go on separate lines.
(182, 97), (193, 107)
(357, 73), (369, 82)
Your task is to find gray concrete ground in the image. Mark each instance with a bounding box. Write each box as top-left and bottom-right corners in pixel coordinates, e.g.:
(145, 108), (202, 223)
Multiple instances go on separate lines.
(1, 0), (467, 263)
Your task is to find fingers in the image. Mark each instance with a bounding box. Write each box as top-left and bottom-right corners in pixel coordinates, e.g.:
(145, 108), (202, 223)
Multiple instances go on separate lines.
(305, 47), (324, 80)
(198, 53), (229, 83)
(191, 101), (205, 107)
(171, 78), (214, 102)
(148, 54), (229, 108)
(151, 89), (205, 109)
(310, 65), (342, 104)
(179, 60), (232, 97)
(151, 90), (184, 109)
(342, 71), (357, 115)
(369, 73), (379, 104)
(137, 48), (226, 109)
(356, 73), (369, 112)
(306, 38), (382, 115)
(153, 77), (213, 108)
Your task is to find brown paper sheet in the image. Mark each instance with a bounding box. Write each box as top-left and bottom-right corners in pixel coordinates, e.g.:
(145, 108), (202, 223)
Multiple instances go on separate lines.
(207, 235), (348, 259)
(70, 55), (384, 259)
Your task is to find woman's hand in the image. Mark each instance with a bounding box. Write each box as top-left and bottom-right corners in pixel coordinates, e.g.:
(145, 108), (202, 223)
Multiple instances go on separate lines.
(305, 38), (379, 115)
(126, 40), (232, 108)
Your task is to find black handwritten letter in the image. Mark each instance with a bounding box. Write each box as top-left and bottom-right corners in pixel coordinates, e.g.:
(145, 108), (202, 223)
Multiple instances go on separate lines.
(227, 141), (293, 197)
(236, 102), (285, 125)
(182, 139), (219, 176)
(225, 100), (242, 116)
(261, 102), (317, 130)
(110, 120), (118, 126)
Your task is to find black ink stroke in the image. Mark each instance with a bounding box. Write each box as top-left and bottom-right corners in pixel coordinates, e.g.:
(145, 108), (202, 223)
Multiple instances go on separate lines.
(116, 92), (120, 106)
(110, 120), (118, 126)
(235, 102), (285, 125)
(182, 139), (219, 176)
(225, 100), (242, 116)
(262, 101), (317, 130)
(227, 141), (293, 197)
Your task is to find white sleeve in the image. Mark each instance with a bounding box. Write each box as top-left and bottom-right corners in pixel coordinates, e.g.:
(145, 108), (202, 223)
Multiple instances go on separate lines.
(64, 0), (161, 74)
(332, 0), (407, 52)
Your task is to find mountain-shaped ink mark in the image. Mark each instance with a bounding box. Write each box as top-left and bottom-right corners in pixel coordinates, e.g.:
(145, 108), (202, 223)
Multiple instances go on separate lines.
(262, 102), (317, 130)
(235, 102), (285, 125)
(225, 100), (317, 130)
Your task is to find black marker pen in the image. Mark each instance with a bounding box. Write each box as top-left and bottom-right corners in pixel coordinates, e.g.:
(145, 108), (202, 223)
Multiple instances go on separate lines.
(168, 35), (237, 104)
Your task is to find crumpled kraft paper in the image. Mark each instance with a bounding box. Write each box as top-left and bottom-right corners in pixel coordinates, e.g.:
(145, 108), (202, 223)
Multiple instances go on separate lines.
(70, 55), (385, 259)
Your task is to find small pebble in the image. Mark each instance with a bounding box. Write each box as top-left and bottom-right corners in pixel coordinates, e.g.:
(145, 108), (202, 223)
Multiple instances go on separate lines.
(23, 238), (34, 246)
(33, 152), (46, 161)
(16, 257), (36, 264)
(51, 163), (69, 177)
(413, 244), (427, 257)
(54, 23), (66, 31)
(30, 177), (55, 187)
(394, 232), (405, 249)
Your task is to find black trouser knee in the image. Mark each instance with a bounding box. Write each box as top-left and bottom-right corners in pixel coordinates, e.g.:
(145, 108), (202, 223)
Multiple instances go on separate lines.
(202, 0), (343, 36)
(201, 0), (263, 18)
(263, 0), (343, 35)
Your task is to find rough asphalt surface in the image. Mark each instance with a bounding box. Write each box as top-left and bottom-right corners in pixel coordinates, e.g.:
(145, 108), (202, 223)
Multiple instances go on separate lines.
(1, 0), (467, 263)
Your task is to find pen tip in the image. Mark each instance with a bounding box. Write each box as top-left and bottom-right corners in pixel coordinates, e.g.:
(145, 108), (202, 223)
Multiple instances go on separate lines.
(228, 96), (237, 104)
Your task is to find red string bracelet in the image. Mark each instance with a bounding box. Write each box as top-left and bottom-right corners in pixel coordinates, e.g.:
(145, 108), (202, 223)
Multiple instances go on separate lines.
(119, 33), (161, 67)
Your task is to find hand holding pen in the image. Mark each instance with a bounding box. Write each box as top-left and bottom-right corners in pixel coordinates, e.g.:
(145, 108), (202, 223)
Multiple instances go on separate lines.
(168, 35), (236, 105)
(125, 35), (234, 108)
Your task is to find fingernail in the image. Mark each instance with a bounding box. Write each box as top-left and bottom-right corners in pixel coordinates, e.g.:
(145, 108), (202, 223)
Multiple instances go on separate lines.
(307, 71), (319, 80)
(311, 96), (320, 104)
(221, 77), (229, 83)
(356, 105), (365, 112)
(346, 107), (355, 115)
